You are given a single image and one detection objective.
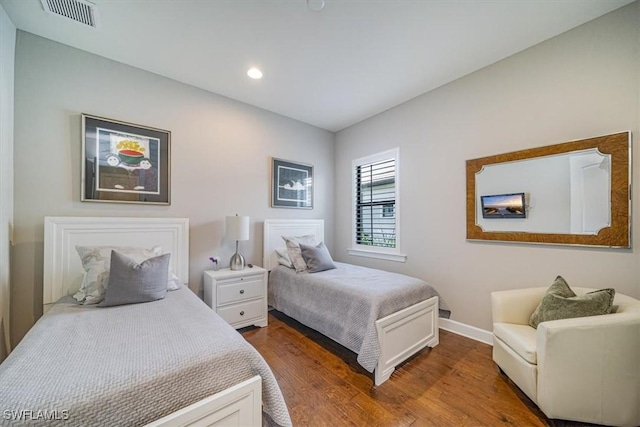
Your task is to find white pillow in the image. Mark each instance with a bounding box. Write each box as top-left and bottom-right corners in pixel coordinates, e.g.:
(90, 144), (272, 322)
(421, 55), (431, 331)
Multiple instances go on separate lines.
(73, 245), (182, 305)
(275, 248), (293, 269)
(282, 235), (318, 272)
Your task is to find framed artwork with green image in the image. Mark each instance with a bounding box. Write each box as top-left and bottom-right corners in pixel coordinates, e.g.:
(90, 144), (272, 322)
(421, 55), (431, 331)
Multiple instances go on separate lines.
(81, 114), (171, 205)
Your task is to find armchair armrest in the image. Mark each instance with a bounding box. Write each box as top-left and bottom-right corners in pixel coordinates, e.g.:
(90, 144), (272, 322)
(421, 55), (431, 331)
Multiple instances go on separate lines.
(491, 287), (547, 325)
(536, 313), (640, 426)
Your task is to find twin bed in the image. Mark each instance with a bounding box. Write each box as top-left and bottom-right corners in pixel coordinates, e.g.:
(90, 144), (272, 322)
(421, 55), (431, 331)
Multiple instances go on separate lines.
(0, 217), (290, 427)
(263, 219), (450, 385)
(0, 216), (449, 427)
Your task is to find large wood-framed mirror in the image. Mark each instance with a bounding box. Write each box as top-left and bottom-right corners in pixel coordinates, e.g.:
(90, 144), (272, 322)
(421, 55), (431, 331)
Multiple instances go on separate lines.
(466, 132), (631, 248)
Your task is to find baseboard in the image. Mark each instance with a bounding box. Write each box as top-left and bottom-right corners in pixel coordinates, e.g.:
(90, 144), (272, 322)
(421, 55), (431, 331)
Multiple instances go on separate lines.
(439, 318), (493, 346)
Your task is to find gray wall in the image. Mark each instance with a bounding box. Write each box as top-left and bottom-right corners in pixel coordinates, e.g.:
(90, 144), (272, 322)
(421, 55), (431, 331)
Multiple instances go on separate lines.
(11, 32), (334, 346)
(0, 3), (15, 360)
(334, 3), (640, 332)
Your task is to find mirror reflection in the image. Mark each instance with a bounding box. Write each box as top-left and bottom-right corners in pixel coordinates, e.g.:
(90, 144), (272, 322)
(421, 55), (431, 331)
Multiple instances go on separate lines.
(476, 149), (610, 235)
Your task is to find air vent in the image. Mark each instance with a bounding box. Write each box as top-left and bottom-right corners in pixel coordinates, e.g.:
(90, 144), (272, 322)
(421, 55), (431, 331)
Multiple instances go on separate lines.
(40, 0), (100, 29)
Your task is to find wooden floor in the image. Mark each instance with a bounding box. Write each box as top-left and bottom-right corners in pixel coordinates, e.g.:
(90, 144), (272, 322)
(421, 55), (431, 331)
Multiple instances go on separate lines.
(242, 311), (600, 427)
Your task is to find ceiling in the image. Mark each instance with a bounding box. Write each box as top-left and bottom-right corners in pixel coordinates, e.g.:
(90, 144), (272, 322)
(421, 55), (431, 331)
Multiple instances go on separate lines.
(1, 0), (635, 132)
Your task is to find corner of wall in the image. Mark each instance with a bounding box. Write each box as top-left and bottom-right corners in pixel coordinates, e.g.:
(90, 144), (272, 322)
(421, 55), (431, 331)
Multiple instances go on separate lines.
(0, 2), (16, 358)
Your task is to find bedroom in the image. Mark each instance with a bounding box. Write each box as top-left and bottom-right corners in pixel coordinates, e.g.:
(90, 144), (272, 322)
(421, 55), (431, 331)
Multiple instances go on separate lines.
(0, 0), (639, 425)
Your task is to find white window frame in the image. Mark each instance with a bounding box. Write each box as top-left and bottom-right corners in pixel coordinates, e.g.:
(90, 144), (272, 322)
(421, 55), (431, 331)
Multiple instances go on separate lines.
(348, 147), (406, 263)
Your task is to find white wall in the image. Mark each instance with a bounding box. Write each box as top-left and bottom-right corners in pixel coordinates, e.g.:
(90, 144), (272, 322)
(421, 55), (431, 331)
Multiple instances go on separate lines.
(11, 32), (335, 346)
(0, 3), (15, 361)
(334, 3), (640, 332)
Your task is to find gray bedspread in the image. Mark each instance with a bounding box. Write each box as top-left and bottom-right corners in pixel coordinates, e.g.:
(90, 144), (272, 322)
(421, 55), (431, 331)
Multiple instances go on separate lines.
(0, 287), (291, 427)
(269, 262), (451, 373)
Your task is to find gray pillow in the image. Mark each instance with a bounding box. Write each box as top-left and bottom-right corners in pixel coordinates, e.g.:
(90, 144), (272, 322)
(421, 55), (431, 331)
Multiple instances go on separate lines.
(98, 251), (170, 307)
(299, 242), (336, 273)
(282, 235), (317, 272)
(529, 276), (574, 327)
(73, 245), (181, 305)
(529, 276), (615, 328)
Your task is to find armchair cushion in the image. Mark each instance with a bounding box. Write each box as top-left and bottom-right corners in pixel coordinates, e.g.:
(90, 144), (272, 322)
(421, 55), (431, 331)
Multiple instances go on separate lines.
(493, 323), (537, 364)
(529, 276), (615, 328)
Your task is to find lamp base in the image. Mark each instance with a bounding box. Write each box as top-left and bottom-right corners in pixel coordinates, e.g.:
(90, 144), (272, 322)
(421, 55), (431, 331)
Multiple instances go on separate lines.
(230, 252), (245, 270)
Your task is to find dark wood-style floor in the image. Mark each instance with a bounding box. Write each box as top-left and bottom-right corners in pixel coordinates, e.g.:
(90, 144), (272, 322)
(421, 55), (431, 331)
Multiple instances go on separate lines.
(242, 311), (600, 427)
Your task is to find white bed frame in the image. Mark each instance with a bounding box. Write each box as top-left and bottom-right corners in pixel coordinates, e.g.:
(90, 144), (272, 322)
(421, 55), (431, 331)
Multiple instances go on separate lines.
(43, 217), (262, 427)
(263, 219), (439, 386)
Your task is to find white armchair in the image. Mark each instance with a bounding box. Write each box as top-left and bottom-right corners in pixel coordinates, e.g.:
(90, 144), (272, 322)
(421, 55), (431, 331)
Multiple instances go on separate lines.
(491, 287), (640, 427)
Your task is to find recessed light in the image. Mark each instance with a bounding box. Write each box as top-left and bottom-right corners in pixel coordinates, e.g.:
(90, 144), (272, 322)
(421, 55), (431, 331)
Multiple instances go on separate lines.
(247, 68), (263, 79)
(307, 0), (325, 11)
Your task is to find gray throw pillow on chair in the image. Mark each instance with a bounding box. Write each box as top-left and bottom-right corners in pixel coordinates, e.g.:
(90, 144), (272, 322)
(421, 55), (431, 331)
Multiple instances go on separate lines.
(529, 276), (615, 328)
(98, 250), (170, 307)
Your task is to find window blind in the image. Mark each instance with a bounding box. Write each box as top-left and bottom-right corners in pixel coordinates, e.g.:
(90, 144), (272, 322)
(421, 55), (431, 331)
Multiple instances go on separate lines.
(355, 158), (396, 248)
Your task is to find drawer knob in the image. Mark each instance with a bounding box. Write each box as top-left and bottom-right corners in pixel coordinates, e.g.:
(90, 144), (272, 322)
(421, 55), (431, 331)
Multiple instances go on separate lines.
(240, 277), (244, 281)
(240, 311), (245, 316)
(239, 289), (245, 294)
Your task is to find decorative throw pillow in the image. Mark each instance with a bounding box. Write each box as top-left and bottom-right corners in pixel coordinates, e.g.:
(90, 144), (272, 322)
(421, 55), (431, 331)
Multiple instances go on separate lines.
(529, 276), (615, 328)
(98, 251), (170, 307)
(74, 245), (181, 305)
(299, 242), (337, 273)
(282, 235), (318, 272)
(275, 248), (294, 269)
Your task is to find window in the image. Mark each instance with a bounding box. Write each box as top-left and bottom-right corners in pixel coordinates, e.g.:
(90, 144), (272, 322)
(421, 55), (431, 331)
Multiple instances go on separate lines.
(350, 148), (405, 262)
(355, 159), (396, 247)
(382, 204), (395, 218)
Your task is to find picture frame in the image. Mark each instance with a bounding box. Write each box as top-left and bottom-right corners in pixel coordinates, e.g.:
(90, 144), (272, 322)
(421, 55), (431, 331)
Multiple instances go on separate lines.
(81, 114), (171, 205)
(271, 158), (313, 209)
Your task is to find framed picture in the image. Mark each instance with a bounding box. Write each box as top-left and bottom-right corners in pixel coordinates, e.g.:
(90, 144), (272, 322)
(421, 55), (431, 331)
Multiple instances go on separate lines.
(81, 114), (171, 205)
(271, 158), (313, 209)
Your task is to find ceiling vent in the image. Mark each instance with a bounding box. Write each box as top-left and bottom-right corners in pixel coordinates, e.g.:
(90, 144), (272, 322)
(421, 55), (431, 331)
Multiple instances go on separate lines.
(40, 0), (100, 29)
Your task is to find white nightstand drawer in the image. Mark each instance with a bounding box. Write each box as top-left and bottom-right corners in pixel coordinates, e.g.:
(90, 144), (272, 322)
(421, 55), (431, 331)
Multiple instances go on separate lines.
(217, 277), (263, 305)
(218, 300), (263, 325)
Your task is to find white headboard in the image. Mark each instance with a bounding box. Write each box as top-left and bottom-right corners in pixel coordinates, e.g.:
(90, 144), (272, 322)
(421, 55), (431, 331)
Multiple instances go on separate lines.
(43, 217), (189, 310)
(263, 219), (324, 270)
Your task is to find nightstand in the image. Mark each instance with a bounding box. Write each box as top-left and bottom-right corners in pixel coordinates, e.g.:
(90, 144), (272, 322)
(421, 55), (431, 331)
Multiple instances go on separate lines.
(203, 266), (268, 329)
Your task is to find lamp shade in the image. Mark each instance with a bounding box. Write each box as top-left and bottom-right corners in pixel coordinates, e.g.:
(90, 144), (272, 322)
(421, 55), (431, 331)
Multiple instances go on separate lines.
(226, 215), (250, 241)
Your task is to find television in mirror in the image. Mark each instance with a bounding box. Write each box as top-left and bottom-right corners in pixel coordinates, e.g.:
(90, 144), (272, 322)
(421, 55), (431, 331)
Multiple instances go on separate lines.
(481, 193), (526, 219)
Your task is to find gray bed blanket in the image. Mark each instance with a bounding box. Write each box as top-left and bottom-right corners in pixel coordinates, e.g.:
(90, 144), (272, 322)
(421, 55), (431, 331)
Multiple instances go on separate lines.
(268, 262), (451, 373)
(0, 287), (291, 427)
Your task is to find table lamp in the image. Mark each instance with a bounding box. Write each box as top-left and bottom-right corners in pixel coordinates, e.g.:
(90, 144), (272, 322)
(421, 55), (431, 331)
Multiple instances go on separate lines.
(226, 214), (250, 270)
